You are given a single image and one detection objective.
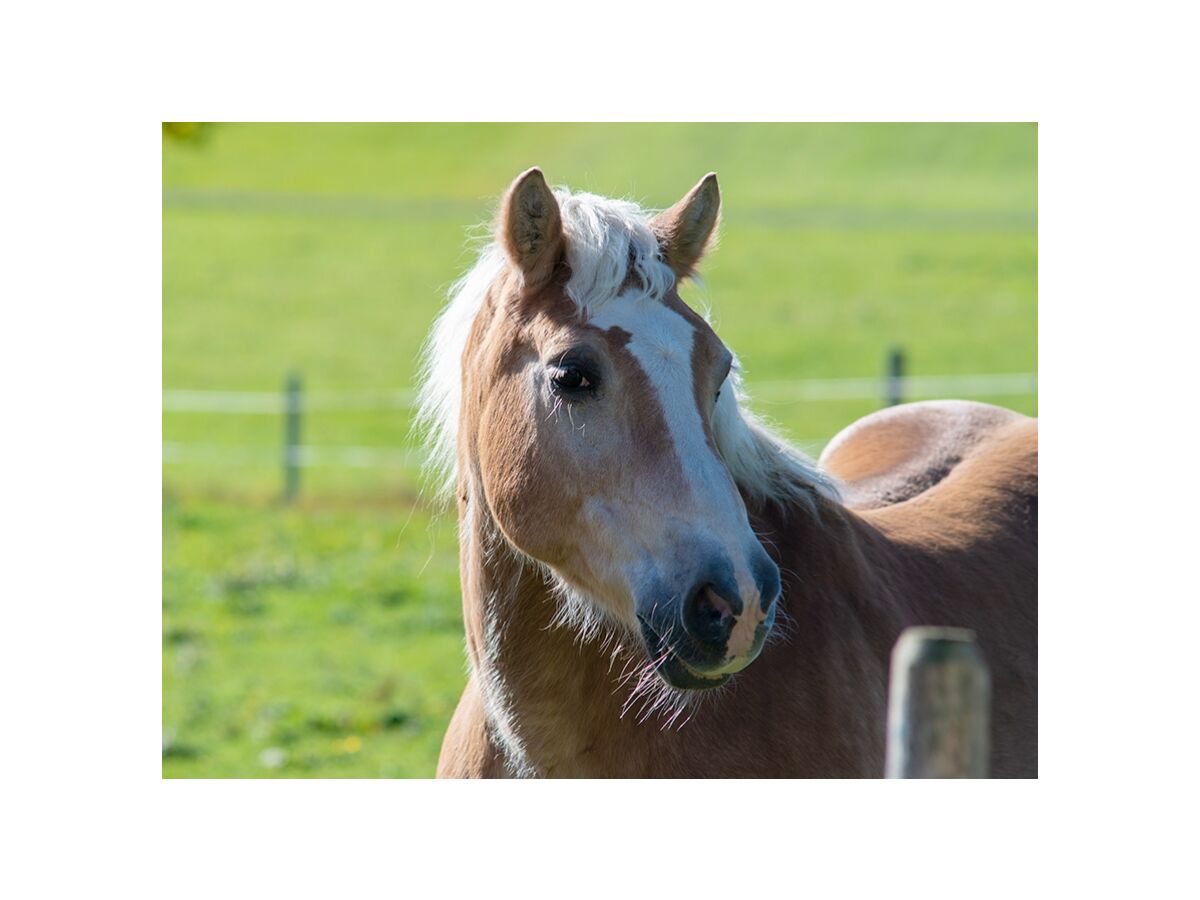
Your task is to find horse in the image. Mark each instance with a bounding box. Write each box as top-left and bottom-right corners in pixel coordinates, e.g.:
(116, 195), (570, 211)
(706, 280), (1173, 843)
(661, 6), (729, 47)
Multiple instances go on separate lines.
(420, 168), (1037, 778)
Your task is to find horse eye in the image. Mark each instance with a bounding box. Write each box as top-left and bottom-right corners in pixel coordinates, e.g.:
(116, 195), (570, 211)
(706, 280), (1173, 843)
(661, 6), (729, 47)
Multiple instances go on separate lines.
(551, 365), (594, 393)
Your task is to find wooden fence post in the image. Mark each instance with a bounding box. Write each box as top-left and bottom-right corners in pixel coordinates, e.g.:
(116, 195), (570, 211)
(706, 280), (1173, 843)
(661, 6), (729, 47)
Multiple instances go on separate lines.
(282, 371), (302, 503)
(885, 626), (990, 778)
(885, 347), (905, 407)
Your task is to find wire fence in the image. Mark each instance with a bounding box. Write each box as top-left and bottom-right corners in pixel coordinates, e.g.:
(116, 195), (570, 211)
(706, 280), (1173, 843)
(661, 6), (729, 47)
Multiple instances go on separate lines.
(163, 352), (1037, 498)
(162, 442), (423, 468)
(162, 372), (1037, 414)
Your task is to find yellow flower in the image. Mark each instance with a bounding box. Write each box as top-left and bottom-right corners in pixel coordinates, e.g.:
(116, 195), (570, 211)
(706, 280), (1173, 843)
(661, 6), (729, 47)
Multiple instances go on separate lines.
(335, 735), (363, 754)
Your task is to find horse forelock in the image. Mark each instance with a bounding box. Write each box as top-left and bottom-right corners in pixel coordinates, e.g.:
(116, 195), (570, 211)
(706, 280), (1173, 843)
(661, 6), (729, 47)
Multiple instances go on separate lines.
(556, 189), (675, 310)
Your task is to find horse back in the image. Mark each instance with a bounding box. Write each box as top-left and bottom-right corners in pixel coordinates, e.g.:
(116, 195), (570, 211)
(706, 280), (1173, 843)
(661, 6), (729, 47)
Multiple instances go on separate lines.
(819, 399), (1033, 511)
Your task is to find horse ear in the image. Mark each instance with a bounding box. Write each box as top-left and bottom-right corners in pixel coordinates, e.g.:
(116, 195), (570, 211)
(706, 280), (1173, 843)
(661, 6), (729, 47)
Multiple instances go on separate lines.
(499, 167), (563, 287)
(651, 173), (721, 279)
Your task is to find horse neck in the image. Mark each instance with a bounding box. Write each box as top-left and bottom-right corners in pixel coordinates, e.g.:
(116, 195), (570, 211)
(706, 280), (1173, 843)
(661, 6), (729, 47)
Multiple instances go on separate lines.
(455, 473), (635, 775)
(752, 488), (904, 634)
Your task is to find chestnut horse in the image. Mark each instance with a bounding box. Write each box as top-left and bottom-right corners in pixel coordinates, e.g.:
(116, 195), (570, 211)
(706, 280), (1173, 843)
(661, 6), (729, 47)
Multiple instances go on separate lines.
(421, 168), (1037, 778)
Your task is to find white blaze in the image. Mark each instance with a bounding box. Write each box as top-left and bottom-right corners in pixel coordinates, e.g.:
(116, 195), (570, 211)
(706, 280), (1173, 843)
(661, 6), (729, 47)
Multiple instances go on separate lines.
(589, 292), (760, 620)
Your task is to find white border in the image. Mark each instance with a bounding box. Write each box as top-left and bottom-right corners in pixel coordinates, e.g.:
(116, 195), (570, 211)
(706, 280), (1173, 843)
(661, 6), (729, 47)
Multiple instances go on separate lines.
(4, 0), (1197, 895)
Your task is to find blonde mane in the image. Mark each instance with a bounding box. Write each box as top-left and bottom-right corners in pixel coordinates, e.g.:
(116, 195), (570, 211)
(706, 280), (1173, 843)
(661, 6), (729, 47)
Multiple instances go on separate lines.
(415, 187), (839, 512)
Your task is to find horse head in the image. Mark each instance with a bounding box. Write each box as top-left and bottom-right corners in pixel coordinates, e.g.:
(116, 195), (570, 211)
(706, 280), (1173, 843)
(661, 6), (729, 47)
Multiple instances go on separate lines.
(422, 168), (806, 690)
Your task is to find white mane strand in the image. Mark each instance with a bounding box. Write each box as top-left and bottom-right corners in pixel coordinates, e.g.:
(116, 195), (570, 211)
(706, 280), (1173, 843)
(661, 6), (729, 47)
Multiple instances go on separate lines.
(555, 191), (675, 309)
(415, 186), (839, 511)
(414, 243), (506, 496)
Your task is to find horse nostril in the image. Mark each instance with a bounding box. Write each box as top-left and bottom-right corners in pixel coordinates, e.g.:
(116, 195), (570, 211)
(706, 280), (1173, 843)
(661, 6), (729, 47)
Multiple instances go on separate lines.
(683, 584), (735, 645)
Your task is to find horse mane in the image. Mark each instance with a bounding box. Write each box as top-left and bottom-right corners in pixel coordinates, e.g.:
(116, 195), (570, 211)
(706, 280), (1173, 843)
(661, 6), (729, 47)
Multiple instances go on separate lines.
(415, 187), (839, 513)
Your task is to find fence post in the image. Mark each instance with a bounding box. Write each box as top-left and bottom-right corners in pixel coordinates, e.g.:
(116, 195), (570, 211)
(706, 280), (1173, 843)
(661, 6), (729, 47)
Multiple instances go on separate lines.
(885, 347), (905, 407)
(282, 372), (302, 503)
(885, 626), (990, 778)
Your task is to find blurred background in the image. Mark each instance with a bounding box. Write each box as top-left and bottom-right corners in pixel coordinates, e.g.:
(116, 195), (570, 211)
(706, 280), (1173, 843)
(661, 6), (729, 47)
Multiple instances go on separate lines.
(162, 123), (1037, 777)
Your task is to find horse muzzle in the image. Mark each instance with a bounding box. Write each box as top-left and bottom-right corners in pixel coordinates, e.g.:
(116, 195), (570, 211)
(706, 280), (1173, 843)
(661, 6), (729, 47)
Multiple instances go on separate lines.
(636, 557), (781, 690)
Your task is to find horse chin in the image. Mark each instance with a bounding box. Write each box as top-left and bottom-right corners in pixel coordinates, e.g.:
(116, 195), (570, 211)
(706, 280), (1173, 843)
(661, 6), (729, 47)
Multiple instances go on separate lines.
(637, 617), (732, 691)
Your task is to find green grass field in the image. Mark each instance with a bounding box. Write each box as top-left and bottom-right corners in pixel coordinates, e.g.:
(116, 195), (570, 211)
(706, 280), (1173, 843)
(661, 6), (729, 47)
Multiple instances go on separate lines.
(162, 123), (1037, 777)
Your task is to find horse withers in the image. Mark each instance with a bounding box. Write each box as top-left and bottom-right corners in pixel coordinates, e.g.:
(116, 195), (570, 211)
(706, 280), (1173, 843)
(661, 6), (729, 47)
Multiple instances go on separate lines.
(418, 168), (1037, 778)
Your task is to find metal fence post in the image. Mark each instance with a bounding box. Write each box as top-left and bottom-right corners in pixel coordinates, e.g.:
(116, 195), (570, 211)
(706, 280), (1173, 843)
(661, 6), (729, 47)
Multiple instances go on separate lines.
(885, 347), (905, 407)
(283, 372), (302, 502)
(885, 626), (991, 778)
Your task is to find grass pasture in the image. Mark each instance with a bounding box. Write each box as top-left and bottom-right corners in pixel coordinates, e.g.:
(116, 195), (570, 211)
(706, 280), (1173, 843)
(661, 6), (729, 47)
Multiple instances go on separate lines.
(162, 123), (1037, 777)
